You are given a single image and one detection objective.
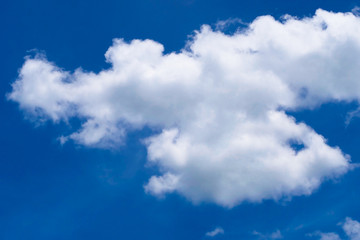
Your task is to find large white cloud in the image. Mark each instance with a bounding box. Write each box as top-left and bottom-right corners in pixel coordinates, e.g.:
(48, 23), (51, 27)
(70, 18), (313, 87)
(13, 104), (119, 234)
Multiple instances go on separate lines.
(8, 9), (360, 207)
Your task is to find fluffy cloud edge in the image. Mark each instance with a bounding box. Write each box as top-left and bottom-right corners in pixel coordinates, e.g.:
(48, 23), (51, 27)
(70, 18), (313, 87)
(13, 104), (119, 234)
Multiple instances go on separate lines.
(8, 9), (359, 207)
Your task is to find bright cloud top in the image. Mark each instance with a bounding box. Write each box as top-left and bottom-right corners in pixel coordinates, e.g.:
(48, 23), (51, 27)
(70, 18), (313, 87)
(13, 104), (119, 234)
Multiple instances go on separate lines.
(9, 9), (359, 207)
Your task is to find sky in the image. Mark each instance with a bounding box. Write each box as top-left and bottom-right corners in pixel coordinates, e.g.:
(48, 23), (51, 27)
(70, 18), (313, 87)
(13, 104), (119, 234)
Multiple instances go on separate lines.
(2, 0), (360, 239)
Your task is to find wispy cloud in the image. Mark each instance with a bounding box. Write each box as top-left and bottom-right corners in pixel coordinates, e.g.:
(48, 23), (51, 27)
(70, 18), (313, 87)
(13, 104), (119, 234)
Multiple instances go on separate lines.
(206, 227), (224, 237)
(309, 232), (341, 240)
(253, 229), (283, 239)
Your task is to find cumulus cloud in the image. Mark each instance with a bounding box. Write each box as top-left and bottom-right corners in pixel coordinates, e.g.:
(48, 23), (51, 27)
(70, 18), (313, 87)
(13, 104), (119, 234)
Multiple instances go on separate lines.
(313, 217), (360, 240)
(205, 227), (224, 237)
(8, 9), (359, 207)
(343, 217), (360, 240)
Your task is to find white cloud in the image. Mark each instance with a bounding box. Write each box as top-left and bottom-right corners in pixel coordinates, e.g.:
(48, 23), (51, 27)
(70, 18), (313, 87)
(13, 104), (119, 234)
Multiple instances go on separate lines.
(253, 229), (283, 239)
(270, 230), (283, 239)
(317, 232), (341, 240)
(253, 230), (284, 240)
(206, 227), (224, 237)
(144, 173), (179, 196)
(343, 217), (360, 240)
(312, 217), (360, 240)
(8, 9), (359, 207)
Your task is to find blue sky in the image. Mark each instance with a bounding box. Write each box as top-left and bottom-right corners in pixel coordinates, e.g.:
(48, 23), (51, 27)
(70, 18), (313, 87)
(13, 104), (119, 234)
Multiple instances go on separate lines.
(2, 0), (360, 239)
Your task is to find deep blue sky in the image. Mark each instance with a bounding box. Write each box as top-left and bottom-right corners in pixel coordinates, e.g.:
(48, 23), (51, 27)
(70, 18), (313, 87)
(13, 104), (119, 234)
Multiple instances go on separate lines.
(1, 0), (360, 239)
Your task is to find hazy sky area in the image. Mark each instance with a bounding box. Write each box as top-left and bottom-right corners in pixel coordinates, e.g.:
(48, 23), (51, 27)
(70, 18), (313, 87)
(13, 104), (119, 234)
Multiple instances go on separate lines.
(2, 0), (360, 239)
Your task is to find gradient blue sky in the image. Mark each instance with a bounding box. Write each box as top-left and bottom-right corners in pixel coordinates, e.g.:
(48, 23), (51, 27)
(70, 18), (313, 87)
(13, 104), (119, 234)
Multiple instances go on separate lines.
(2, 0), (360, 239)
